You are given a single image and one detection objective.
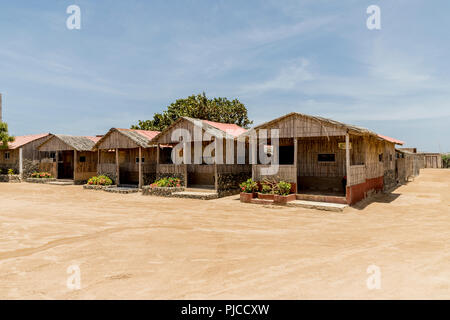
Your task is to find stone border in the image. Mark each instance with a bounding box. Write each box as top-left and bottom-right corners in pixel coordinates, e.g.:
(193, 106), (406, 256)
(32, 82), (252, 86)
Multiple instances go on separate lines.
(0, 174), (21, 183)
(104, 186), (139, 194)
(83, 184), (113, 191)
(25, 178), (56, 184)
(142, 186), (184, 197)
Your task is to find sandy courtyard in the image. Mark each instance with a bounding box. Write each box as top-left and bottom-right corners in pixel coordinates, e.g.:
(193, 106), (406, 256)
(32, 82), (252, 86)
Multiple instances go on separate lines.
(0, 169), (449, 299)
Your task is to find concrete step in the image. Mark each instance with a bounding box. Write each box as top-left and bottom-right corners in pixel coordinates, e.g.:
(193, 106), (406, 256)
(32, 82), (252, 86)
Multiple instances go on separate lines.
(287, 200), (348, 212)
(171, 191), (219, 200)
(47, 180), (75, 186)
(296, 193), (347, 204)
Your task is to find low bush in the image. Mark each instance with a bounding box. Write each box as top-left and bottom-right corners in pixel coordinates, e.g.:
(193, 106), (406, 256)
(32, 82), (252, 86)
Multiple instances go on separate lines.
(150, 177), (181, 188)
(239, 178), (258, 193)
(274, 181), (292, 196)
(7, 168), (15, 175)
(87, 175), (113, 186)
(31, 172), (52, 179)
(260, 183), (273, 194)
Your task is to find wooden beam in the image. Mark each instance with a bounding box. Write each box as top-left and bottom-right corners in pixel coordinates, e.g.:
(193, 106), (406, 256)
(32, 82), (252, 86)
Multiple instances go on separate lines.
(293, 138), (298, 193)
(55, 152), (59, 179)
(156, 144), (160, 165)
(115, 148), (120, 186)
(97, 149), (100, 175)
(138, 147), (143, 189)
(346, 133), (351, 187)
(214, 164), (218, 191)
(73, 150), (77, 182)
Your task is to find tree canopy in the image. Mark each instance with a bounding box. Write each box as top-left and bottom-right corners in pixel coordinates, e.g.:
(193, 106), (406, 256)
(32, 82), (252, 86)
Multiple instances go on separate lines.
(0, 122), (14, 149)
(131, 93), (252, 131)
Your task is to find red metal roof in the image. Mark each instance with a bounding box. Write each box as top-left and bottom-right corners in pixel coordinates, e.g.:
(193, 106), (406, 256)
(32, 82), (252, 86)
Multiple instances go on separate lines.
(4, 133), (50, 149)
(202, 120), (247, 137)
(85, 136), (102, 143)
(378, 134), (404, 145)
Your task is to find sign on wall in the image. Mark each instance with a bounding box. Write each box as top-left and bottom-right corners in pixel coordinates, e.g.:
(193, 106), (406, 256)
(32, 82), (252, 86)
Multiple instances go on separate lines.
(338, 142), (352, 150)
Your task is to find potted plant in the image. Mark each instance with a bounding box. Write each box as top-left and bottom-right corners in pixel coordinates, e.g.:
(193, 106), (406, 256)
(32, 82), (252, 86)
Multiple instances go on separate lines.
(258, 182), (274, 200)
(239, 178), (258, 203)
(273, 181), (296, 204)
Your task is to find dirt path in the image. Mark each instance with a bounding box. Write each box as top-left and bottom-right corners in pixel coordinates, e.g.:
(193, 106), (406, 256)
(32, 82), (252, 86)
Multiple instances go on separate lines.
(0, 169), (449, 299)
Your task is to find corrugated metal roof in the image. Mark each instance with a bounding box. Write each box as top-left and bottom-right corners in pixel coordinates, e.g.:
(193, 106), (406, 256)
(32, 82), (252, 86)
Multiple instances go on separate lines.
(202, 120), (248, 137)
(377, 134), (404, 145)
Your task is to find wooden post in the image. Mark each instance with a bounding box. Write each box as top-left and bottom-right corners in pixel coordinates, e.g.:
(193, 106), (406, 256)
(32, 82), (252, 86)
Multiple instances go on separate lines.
(19, 147), (23, 178)
(138, 147), (143, 189)
(346, 133), (351, 188)
(156, 144), (160, 165)
(55, 152), (59, 179)
(214, 164), (218, 191)
(115, 148), (120, 186)
(73, 150), (77, 182)
(293, 137), (298, 193)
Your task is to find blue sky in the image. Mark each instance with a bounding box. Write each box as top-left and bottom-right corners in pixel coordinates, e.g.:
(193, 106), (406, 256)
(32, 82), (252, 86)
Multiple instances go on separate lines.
(0, 0), (449, 152)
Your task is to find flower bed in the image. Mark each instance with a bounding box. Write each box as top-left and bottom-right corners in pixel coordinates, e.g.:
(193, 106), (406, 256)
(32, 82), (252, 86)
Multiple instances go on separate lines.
(86, 175), (113, 187)
(31, 172), (53, 179)
(150, 177), (182, 188)
(240, 179), (296, 205)
(142, 177), (184, 197)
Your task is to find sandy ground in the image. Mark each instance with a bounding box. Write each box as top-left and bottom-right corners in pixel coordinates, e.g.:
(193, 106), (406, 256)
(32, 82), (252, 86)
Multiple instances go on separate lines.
(0, 168), (449, 300)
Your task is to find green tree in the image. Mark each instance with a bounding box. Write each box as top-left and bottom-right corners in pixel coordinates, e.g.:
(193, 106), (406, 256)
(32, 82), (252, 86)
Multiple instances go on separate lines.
(0, 122), (14, 149)
(131, 92), (253, 131)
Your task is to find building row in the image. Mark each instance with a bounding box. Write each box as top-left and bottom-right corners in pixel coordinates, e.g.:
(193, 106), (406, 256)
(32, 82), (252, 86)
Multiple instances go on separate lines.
(0, 112), (442, 205)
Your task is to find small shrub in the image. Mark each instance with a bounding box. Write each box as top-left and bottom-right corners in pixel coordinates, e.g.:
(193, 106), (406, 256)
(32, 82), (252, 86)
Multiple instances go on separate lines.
(87, 175), (113, 186)
(260, 183), (272, 194)
(150, 177), (181, 188)
(239, 178), (258, 193)
(7, 168), (15, 175)
(274, 181), (291, 196)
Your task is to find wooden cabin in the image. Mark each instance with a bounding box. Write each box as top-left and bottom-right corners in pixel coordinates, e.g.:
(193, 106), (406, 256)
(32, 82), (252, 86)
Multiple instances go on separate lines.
(152, 117), (251, 196)
(245, 112), (404, 205)
(92, 128), (160, 187)
(38, 134), (101, 184)
(0, 133), (50, 178)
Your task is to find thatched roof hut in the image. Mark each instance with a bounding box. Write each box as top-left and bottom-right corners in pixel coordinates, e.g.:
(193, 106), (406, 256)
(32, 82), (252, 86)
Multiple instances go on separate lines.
(37, 134), (101, 183)
(92, 128), (160, 187)
(245, 112), (404, 205)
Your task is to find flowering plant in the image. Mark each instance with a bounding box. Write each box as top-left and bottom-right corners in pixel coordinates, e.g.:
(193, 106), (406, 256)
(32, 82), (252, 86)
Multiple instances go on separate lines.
(87, 175), (113, 186)
(31, 172), (52, 178)
(150, 177), (181, 188)
(239, 178), (258, 193)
